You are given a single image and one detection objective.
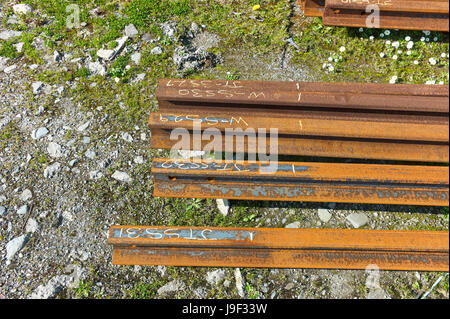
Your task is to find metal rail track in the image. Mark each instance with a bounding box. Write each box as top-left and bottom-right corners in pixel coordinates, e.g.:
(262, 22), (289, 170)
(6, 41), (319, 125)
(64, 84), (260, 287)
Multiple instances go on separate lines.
(108, 226), (449, 271)
(299, 0), (449, 31)
(151, 79), (449, 162)
(151, 158), (449, 206)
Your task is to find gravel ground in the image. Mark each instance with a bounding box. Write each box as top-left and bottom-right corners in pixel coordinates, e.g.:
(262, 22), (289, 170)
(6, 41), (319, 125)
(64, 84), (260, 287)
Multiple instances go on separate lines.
(0, 0), (448, 299)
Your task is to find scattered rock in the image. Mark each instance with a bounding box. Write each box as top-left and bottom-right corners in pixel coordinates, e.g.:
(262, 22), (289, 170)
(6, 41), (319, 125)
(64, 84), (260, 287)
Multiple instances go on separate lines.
(285, 221), (301, 228)
(96, 49), (116, 61)
(53, 50), (63, 62)
(25, 218), (39, 233)
(318, 208), (332, 223)
(0, 30), (22, 41)
(157, 280), (186, 296)
(234, 268), (245, 298)
(206, 269), (226, 285)
(121, 132), (133, 142)
(88, 61), (107, 76)
(285, 283), (295, 290)
(13, 42), (24, 53)
(28, 275), (73, 299)
(77, 121), (90, 132)
(6, 234), (29, 264)
(31, 127), (49, 140)
(68, 159), (78, 167)
(84, 149), (96, 159)
(131, 52), (141, 64)
(89, 170), (103, 180)
(216, 199), (229, 216)
(20, 189), (33, 201)
(346, 213), (369, 228)
(134, 156), (144, 164)
(17, 205), (29, 216)
(32, 82), (45, 95)
(0, 206), (7, 216)
(124, 24), (138, 37)
(160, 21), (178, 40)
(47, 142), (63, 158)
(151, 47), (163, 55)
(13, 4), (34, 15)
(3, 65), (17, 74)
(112, 171), (132, 183)
(193, 287), (208, 299)
(43, 162), (61, 178)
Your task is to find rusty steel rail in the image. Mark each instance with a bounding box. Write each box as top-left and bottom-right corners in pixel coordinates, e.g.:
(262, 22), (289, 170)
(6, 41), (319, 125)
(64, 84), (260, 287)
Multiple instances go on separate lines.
(108, 226), (449, 271)
(151, 79), (449, 162)
(299, 0), (450, 32)
(150, 158), (449, 206)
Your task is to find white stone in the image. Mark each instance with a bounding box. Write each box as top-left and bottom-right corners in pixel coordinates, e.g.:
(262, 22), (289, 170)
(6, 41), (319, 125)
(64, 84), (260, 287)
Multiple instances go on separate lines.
(31, 127), (49, 140)
(13, 4), (34, 15)
(17, 205), (29, 216)
(216, 198), (229, 216)
(77, 121), (90, 132)
(234, 268), (245, 298)
(32, 81), (45, 95)
(20, 189), (32, 201)
(318, 208), (332, 223)
(124, 24), (138, 37)
(151, 46), (163, 55)
(6, 235), (28, 263)
(285, 221), (301, 228)
(43, 162), (61, 178)
(0, 206), (6, 216)
(206, 269), (226, 285)
(346, 213), (369, 228)
(53, 50), (63, 62)
(88, 61), (106, 76)
(96, 49), (115, 61)
(84, 150), (96, 159)
(134, 156), (144, 164)
(0, 30), (22, 40)
(3, 65), (17, 73)
(47, 142), (63, 158)
(112, 171), (132, 183)
(89, 170), (103, 180)
(28, 275), (73, 299)
(121, 132), (133, 142)
(131, 52), (141, 65)
(25, 218), (39, 233)
(157, 280), (186, 296)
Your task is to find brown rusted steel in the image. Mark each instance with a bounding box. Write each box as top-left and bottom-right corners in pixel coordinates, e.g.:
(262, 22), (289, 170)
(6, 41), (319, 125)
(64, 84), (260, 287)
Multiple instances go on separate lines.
(151, 158), (449, 206)
(108, 226), (450, 271)
(150, 128), (449, 162)
(157, 79), (450, 113)
(152, 79), (449, 162)
(299, 0), (450, 32)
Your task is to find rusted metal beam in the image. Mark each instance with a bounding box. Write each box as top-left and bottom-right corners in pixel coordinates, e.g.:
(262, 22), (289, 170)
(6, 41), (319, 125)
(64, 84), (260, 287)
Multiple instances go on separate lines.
(151, 158), (449, 206)
(157, 79), (449, 113)
(299, 0), (450, 32)
(108, 226), (450, 271)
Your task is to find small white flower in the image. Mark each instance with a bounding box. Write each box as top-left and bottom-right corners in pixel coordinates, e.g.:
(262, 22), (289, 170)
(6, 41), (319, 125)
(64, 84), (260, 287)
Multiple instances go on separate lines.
(339, 46), (346, 52)
(425, 80), (436, 85)
(439, 81), (444, 85)
(426, 38), (430, 42)
(384, 30), (390, 35)
(380, 33), (384, 38)
(322, 63), (327, 69)
(441, 53), (447, 58)
(369, 36), (374, 40)
(429, 57), (437, 65)
(328, 65), (334, 72)
(414, 60), (419, 65)
(392, 55), (398, 60)
(406, 50), (412, 55)
(397, 50), (402, 54)
(434, 37), (438, 42)
(379, 52), (385, 58)
(405, 36), (411, 41)
(359, 27), (364, 32)
(420, 37), (425, 42)
(328, 57), (333, 62)
(423, 30), (431, 36)
(389, 75), (398, 84)
(406, 41), (414, 49)
(392, 41), (400, 48)
(386, 40), (391, 45)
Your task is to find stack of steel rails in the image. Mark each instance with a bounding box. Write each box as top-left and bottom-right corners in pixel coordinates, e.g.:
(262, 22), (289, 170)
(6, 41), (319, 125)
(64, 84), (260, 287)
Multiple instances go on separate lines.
(299, 0), (449, 32)
(108, 78), (449, 271)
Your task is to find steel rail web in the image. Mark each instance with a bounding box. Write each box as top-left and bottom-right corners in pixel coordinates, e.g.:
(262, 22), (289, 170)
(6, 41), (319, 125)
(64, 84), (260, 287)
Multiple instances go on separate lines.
(298, 0), (450, 31)
(108, 226), (449, 271)
(150, 158), (449, 206)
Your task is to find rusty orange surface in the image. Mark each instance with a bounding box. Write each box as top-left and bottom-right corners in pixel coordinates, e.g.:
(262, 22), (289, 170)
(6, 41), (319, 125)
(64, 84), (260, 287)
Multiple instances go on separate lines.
(109, 226), (449, 271)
